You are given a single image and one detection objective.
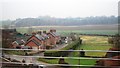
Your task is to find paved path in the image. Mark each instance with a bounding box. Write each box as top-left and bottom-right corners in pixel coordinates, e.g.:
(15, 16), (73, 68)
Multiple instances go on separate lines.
(2, 55), (62, 68)
(3, 54), (47, 64)
(2, 43), (71, 68)
(51, 43), (68, 50)
(32, 43), (69, 56)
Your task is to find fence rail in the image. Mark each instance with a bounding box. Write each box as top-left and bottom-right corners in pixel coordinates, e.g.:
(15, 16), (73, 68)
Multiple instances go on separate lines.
(1, 48), (120, 52)
(1, 62), (120, 67)
(1, 55), (120, 60)
(1, 48), (120, 68)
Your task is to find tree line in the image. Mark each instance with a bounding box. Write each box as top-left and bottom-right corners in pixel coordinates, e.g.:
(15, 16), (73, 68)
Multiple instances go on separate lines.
(1, 16), (118, 27)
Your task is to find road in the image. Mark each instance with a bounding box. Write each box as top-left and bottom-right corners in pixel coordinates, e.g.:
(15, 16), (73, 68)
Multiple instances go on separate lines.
(32, 43), (68, 56)
(51, 43), (68, 50)
(2, 43), (69, 68)
(2, 54), (62, 68)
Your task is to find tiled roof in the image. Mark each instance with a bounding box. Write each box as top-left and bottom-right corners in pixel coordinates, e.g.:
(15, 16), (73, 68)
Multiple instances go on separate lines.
(50, 32), (59, 37)
(31, 39), (41, 46)
(42, 33), (49, 39)
(35, 34), (45, 40)
(26, 39), (42, 46)
(15, 36), (30, 43)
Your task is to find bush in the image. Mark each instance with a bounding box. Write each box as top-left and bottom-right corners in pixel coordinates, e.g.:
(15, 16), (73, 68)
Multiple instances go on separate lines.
(44, 40), (80, 57)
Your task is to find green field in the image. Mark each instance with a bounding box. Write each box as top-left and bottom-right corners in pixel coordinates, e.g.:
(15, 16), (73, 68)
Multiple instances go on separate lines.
(58, 30), (118, 35)
(38, 57), (96, 66)
(80, 36), (111, 57)
(16, 27), (118, 35)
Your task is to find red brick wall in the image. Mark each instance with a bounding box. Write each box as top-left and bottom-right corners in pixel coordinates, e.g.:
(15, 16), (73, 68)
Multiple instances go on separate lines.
(45, 38), (51, 46)
(48, 34), (56, 45)
(56, 36), (60, 43)
(26, 41), (38, 47)
(28, 36), (43, 45)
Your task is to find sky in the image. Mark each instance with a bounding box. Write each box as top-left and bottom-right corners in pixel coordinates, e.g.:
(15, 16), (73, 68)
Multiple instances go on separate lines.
(0, 0), (120, 20)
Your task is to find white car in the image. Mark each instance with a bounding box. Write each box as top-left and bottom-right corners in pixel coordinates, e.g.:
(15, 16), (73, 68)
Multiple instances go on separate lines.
(65, 40), (68, 44)
(38, 65), (47, 68)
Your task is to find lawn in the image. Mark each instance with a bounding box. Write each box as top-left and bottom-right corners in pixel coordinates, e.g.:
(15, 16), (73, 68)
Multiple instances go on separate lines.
(3, 50), (25, 55)
(38, 57), (96, 67)
(80, 36), (112, 57)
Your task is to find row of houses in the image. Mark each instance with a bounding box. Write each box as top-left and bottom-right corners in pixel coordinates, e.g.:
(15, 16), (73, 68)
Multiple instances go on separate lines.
(2, 28), (77, 50)
(10, 29), (61, 50)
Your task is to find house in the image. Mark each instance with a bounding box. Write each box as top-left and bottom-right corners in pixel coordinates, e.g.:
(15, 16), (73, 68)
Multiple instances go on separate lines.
(25, 34), (44, 50)
(25, 30), (52, 49)
(25, 29), (60, 49)
(47, 29), (60, 45)
(10, 39), (26, 49)
(11, 41), (19, 48)
(41, 32), (51, 48)
(10, 33), (30, 48)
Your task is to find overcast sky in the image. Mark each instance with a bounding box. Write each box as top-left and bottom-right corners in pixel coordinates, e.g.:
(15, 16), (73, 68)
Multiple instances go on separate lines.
(0, 0), (119, 20)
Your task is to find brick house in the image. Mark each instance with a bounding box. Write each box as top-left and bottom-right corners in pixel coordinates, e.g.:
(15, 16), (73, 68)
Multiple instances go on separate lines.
(11, 41), (19, 48)
(25, 34), (45, 49)
(10, 33), (30, 48)
(25, 29), (60, 49)
(41, 33), (51, 47)
(47, 29), (60, 45)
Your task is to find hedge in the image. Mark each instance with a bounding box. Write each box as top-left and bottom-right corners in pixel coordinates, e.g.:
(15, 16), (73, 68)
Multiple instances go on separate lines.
(44, 39), (81, 57)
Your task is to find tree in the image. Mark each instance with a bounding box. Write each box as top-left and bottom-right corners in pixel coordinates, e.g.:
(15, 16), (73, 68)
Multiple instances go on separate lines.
(2, 25), (9, 29)
(108, 34), (120, 48)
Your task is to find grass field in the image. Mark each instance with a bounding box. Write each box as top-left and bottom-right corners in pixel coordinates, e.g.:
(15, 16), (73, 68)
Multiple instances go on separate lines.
(68, 36), (111, 57)
(3, 50), (25, 55)
(16, 26), (118, 35)
(80, 36), (111, 57)
(38, 57), (96, 65)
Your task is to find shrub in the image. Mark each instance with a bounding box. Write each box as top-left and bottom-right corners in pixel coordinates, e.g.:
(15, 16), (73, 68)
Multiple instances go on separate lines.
(44, 40), (80, 57)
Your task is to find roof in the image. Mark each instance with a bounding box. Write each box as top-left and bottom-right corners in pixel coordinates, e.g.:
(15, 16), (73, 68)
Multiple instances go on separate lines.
(32, 39), (41, 46)
(35, 34), (45, 40)
(49, 32), (60, 37)
(41, 33), (49, 39)
(16, 40), (23, 45)
(26, 39), (41, 46)
(15, 35), (30, 42)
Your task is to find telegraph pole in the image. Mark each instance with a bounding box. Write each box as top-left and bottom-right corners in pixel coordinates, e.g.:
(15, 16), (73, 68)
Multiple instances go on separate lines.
(78, 37), (80, 68)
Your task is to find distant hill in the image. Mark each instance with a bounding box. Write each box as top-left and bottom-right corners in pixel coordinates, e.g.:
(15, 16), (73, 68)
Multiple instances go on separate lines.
(1, 16), (118, 27)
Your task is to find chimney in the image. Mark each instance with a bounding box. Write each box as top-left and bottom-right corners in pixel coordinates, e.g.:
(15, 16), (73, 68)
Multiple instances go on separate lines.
(32, 32), (36, 35)
(37, 31), (42, 35)
(50, 29), (56, 33)
(43, 31), (46, 34)
(53, 30), (56, 32)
